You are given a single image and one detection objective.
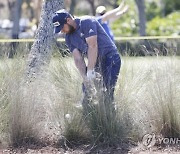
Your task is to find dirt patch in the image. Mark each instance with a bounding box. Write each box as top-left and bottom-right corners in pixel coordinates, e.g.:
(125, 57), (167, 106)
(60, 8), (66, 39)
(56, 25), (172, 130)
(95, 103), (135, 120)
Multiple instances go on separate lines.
(1, 143), (180, 153)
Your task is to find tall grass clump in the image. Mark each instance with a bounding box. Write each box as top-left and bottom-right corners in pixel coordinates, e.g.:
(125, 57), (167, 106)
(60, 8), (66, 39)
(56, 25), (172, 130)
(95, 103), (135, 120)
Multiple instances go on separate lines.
(0, 57), (63, 147)
(0, 58), (19, 145)
(80, 79), (125, 144)
(116, 56), (180, 141)
(9, 77), (62, 147)
(50, 57), (129, 145)
(0, 54), (180, 148)
(49, 57), (91, 144)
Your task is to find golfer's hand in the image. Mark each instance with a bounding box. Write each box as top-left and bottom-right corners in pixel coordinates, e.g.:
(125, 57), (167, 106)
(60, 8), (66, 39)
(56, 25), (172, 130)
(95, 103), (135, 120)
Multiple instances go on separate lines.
(83, 70), (102, 86)
(82, 70), (96, 88)
(116, 5), (129, 16)
(87, 70), (96, 80)
(118, 0), (125, 10)
(122, 5), (129, 14)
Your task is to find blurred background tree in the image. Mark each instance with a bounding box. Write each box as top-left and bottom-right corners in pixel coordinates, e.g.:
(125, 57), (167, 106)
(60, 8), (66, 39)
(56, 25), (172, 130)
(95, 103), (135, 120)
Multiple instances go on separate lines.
(69, 0), (76, 15)
(0, 0), (179, 38)
(147, 12), (180, 36)
(135, 0), (146, 36)
(146, 1), (161, 21)
(162, 0), (180, 16)
(86, 0), (96, 15)
(111, 0), (179, 36)
(9, 0), (22, 58)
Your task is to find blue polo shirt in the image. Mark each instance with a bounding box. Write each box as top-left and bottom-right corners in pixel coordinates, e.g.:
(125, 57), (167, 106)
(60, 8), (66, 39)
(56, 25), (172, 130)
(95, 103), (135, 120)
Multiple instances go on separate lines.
(65, 16), (117, 58)
(96, 16), (114, 41)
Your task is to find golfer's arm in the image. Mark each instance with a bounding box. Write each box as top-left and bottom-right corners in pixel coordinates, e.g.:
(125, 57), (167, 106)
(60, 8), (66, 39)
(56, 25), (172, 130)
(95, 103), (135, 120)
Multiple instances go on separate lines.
(72, 49), (87, 80)
(86, 35), (98, 71)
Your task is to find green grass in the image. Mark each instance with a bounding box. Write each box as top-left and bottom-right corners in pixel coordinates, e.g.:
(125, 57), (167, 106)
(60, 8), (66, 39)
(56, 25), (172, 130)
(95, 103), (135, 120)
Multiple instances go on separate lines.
(0, 56), (180, 147)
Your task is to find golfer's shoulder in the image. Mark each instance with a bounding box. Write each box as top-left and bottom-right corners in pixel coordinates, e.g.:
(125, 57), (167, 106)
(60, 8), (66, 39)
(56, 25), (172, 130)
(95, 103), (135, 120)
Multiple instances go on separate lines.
(79, 16), (97, 26)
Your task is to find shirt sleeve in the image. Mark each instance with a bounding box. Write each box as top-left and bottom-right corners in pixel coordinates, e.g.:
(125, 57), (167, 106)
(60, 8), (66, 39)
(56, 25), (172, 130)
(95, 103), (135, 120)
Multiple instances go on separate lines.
(65, 36), (76, 53)
(96, 16), (102, 24)
(81, 18), (97, 38)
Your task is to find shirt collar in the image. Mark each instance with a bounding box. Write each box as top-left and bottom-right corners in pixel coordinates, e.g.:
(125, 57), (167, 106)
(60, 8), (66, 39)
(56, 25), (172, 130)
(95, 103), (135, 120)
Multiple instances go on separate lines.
(75, 18), (81, 30)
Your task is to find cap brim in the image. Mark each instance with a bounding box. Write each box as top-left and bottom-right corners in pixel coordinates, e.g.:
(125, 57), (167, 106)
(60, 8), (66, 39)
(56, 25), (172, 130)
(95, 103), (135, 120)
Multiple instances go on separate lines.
(54, 25), (64, 34)
(98, 10), (106, 14)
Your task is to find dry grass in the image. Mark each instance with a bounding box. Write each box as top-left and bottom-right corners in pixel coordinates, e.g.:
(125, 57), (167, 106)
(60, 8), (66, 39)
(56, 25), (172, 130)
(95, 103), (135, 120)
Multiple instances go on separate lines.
(116, 56), (180, 140)
(0, 56), (180, 148)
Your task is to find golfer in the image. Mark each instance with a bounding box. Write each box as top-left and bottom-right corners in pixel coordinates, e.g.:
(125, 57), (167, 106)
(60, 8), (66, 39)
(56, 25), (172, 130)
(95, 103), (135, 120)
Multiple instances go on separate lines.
(52, 9), (121, 103)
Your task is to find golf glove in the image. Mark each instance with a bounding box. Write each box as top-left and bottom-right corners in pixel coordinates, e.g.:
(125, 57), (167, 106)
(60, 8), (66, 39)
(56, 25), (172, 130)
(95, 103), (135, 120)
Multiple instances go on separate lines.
(87, 69), (96, 80)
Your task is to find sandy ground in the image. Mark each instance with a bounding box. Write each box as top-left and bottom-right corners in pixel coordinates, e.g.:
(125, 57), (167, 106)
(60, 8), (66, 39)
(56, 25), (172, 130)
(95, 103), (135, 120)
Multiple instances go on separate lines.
(1, 142), (180, 154)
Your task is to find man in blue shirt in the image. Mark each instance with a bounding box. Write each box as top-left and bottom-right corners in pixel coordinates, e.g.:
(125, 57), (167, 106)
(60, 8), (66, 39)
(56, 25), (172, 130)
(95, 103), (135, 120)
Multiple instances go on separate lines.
(52, 9), (121, 106)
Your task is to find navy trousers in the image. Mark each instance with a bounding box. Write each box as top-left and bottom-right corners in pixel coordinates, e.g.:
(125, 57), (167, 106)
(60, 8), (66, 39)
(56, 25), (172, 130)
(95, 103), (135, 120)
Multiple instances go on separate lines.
(96, 52), (121, 100)
(83, 51), (121, 101)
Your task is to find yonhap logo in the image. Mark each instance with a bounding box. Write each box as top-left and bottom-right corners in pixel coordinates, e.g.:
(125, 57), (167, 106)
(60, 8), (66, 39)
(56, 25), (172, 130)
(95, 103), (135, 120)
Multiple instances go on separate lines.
(142, 133), (180, 148)
(142, 133), (156, 148)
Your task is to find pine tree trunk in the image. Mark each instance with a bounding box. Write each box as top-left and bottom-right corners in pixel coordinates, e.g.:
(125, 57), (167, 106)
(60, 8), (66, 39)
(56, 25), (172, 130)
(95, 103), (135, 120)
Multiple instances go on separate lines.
(26, 0), (64, 81)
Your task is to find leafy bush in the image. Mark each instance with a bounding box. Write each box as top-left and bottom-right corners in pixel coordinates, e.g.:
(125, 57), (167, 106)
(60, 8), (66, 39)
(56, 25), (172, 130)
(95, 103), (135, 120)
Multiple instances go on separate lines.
(112, 0), (138, 36)
(147, 12), (180, 36)
(162, 0), (180, 16)
(146, 1), (161, 21)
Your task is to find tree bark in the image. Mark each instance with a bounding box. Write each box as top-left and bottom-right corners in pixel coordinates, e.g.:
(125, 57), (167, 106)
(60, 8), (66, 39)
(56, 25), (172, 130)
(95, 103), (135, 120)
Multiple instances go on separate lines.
(26, 0), (64, 81)
(135, 0), (146, 36)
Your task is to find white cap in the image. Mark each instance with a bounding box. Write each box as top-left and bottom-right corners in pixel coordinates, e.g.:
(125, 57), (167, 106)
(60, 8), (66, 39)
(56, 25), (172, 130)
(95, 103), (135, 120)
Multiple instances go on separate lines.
(96, 6), (106, 15)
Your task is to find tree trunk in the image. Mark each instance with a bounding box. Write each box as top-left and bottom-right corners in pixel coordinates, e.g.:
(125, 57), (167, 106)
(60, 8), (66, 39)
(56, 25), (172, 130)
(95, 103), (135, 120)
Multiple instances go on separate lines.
(26, 0), (64, 81)
(10, 0), (64, 145)
(135, 0), (146, 36)
(9, 0), (22, 58)
(33, 0), (43, 24)
(69, 0), (76, 15)
(161, 0), (165, 17)
(87, 0), (96, 16)
(7, 0), (16, 21)
(27, 1), (35, 21)
(12, 0), (22, 39)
